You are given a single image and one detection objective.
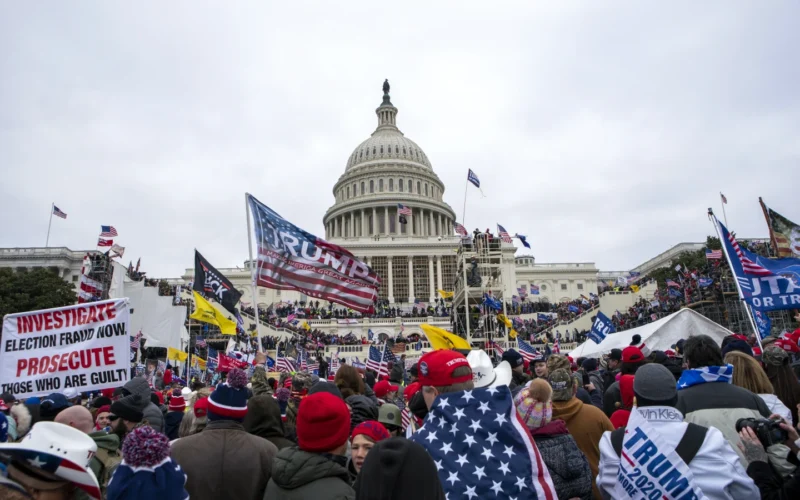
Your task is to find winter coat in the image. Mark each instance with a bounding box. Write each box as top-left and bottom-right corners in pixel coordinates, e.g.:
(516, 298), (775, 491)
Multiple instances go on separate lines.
(264, 447), (355, 500)
(346, 395), (378, 431)
(600, 369), (619, 396)
(244, 394), (295, 450)
(602, 381), (621, 417)
(164, 411), (184, 441)
(390, 363), (404, 384)
(171, 419), (278, 500)
(123, 377), (164, 433)
(8, 404), (31, 440)
(760, 393), (793, 425)
(85, 431), (121, 499)
(251, 366), (274, 397)
(746, 459), (800, 500)
(363, 385), (379, 406)
(598, 406), (759, 499)
(552, 396), (614, 499)
(530, 420), (592, 500)
(676, 381), (771, 467)
(587, 370), (605, 395)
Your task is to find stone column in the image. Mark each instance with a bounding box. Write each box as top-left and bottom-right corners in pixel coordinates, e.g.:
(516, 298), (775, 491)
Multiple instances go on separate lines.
(396, 208), (401, 236)
(439, 214), (443, 236)
(428, 255), (435, 303)
(333, 218), (338, 238)
(436, 255), (443, 291)
(430, 211), (435, 236)
(350, 212), (355, 238)
(384, 207), (389, 236)
(372, 207), (377, 236)
(408, 256), (415, 303)
(387, 256), (394, 302)
(366, 256), (372, 267)
(361, 209), (367, 237)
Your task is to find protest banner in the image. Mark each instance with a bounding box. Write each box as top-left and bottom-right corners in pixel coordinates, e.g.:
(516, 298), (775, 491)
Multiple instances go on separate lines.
(1, 299), (130, 398)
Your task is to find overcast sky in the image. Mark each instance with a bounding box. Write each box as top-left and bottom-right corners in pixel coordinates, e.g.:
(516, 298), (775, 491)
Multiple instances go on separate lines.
(2, 1), (798, 278)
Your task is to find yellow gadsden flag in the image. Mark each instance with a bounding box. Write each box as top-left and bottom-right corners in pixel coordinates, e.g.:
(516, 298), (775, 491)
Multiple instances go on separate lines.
(630, 284), (640, 293)
(420, 324), (471, 351)
(192, 357), (207, 370)
(167, 347), (188, 362)
(190, 291), (237, 335)
(437, 289), (454, 299)
(497, 314), (512, 328)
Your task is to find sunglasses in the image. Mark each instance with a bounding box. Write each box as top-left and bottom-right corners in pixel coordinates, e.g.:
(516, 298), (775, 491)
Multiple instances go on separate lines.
(108, 414), (120, 421)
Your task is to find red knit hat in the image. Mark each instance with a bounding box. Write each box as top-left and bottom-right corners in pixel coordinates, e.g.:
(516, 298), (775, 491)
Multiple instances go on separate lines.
(194, 397), (209, 418)
(96, 405), (111, 415)
(350, 420), (390, 443)
(168, 389), (186, 412)
(296, 392), (350, 453)
(622, 346), (645, 364)
(417, 350), (472, 387)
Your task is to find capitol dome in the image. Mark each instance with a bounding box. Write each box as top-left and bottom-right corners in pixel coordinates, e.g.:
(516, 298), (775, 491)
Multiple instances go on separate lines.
(323, 81), (456, 242)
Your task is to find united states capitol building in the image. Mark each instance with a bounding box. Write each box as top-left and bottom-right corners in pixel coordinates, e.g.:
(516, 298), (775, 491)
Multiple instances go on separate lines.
(1, 82), (707, 338)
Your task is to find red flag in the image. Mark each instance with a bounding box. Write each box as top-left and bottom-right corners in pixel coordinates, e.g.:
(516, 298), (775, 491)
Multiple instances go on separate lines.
(97, 238), (113, 247)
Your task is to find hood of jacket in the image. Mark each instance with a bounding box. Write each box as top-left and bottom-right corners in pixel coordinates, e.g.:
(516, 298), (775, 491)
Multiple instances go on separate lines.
(9, 404), (32, 438)
(346, 395), (378, 431)
(529, 419), (569, 437)
(270, 447), (350, 490)
(552, 397), (584, 423)
(89, 431), (120, 452)
(123, 377), (151, 410)
(243, 394), (285, 440)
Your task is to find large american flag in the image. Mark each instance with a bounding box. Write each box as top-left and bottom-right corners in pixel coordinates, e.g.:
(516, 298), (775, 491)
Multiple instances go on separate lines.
(721, 220), (772, 276)
(410, 386), (556, 499)
(276, 348), (296, 373)
(130, 331), (143, 350)
(366, 344), (393, 378)
(705, 248), (722, 260)
(248, 194), (380, 313)
(454, 222), (468, 236)
(490, 340), (505, 357)
(497, 224), (513, 244)
(52, 205), (67, 219)
(397, 203), (412, 216)
(100, 225), (118, 237)
(516, 338), (541, 362)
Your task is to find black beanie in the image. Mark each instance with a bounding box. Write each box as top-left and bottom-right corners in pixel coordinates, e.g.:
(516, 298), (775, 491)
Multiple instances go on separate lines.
(354, 438), (446, 500)
(111, 394), (144, 423)
(308, 381), (343, 399)
(92, 396), (112, 409)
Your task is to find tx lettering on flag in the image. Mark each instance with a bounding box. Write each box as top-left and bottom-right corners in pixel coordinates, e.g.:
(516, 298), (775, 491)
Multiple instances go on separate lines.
(410, 386), (556, 500)
(589, 311), (615, 344)
(616, 408), (703, 500)
(247, 194), (380, 314)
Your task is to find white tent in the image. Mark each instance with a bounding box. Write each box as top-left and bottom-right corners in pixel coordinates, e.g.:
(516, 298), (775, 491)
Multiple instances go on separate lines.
(570, 308), (735, 358)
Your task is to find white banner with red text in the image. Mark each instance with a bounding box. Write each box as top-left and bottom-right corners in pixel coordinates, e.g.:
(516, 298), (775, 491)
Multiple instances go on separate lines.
(1, 299), (130, 398)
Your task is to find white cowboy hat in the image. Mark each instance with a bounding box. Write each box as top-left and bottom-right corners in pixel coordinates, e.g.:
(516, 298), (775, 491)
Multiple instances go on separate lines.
(0, 421), (101, 500)
(467, 350), (513, 388)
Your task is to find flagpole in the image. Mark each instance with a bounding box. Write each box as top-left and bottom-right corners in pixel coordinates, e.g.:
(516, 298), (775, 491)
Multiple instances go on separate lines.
(45, 203), (54, 247)
(720, 192), (728, 227)
(709, 211), (762, 349)
(245, 193), (264, 353)
(461, 176), (468, 229)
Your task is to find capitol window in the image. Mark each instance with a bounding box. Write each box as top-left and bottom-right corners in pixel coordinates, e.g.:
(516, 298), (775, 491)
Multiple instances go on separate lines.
(379, 179), (384, 192)
(560, 284), (567, 291)
(577, 283), (584, 290)
(408, 179), (412, 192)
(399, 179), (403, 192)
(541, 284), (547, 291)
(372, 147), (376, 155)
(353, 183), (357, 196)
(389, 179), (394, 191)
(361, 182), (365, 194)
(417, 181), (421, 193)
(346, 186), (350, 198)
(425, 184), (428, 196)
(370, 180), (374, 193)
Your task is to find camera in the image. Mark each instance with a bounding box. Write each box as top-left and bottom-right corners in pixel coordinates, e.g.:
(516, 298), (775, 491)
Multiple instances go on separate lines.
(736, 417), (789, 447)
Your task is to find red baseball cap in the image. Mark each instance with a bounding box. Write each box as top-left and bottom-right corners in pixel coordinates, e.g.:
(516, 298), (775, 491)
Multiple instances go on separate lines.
(403, 381), (421, 401)
(417, 350), (472, 387)
(373, 380), (399, 399)
(194, 397), (209, 418)
(622, 346), (645, 364)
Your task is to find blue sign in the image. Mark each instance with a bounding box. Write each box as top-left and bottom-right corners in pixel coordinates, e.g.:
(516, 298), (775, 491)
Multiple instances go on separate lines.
(588, 312), (615, 344)
(754, 309), (772, 339)
(698, 278), (714, 288)
(718, 219), (800, 311)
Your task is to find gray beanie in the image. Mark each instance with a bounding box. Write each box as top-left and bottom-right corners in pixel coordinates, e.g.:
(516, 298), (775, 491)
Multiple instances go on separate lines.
(633, 364), (677, 403)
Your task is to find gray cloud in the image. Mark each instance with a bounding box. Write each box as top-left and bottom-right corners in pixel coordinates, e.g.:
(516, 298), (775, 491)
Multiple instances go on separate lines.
(1, 1), (798, 277)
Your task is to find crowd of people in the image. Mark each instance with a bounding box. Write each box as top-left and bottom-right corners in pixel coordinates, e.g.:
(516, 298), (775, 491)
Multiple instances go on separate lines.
(3, 310), (800, 499)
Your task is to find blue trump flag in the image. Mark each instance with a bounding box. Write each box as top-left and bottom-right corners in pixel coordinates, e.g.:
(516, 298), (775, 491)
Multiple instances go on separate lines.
(567, 304), (579, 313)
(588, 312), (615, 344)
(537, 313), (550, 323)
(753, 309), (772, 339)
(410, 386), (556, 499)
(516, 234), (531, 249)
(483, 293), (503, 312)
(717, 217), (800, 311)
(698, 278), (714, 288)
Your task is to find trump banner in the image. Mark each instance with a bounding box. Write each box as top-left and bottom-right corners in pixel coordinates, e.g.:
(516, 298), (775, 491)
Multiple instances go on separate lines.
(1, 299), (130, 398)
(588, 311), (615, 344)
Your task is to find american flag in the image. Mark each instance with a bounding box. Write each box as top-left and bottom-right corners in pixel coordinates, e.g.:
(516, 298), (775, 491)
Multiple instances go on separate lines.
(516, 338), (541, 362)
(497, 224), (513, 244)
(401, 407), (411, 430)
(4, 447), (102, 500)
(276, 348), (296, 373)
(306, 356), (319, 373)
(100, 225), (118, 237)
(454, 222), (468, 236)
(52, 205), (67, 219)
(97, 238), (113, 247)
(196, 337), (207, 348)
(248, 195), (380, 314)
(552, 337), (561, 354)
(366, 344), (394, 378)
(721, 192), (728, 204)
(705, 248), (722, 260)
(720, 220), (772, 276)
(130, 331), (143, 350)
(666, 279), (681, 288)
(397, 204), (412, 216)
(410, 386), (556, 499)
(299, 350), (307, 372)
(490, 340), (505, 356)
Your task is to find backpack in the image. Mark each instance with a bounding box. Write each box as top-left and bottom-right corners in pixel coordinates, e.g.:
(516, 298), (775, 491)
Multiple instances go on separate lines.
(611, 423), (708, 464)
(93, 447), (123, 493)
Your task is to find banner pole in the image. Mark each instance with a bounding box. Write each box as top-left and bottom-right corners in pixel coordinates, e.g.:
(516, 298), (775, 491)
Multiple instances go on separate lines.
(709, 211), (762, 348)
(245, 193), (264, 353)
(45, 203), (54, 247)
(461, 177), (468, 229)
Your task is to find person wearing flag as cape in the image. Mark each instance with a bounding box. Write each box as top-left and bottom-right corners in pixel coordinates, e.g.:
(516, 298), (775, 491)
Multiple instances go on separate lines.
(597, 363), (758, 499)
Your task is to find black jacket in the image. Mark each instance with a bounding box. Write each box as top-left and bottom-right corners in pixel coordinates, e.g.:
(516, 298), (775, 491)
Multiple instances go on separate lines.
(244, 394), (295, 450)
(164, 411), (184, 441)
(264, 447), (354, 500)
(747, 458), (800, 500)
(345, 395), (378, 432)
(354, 437), (445, 500)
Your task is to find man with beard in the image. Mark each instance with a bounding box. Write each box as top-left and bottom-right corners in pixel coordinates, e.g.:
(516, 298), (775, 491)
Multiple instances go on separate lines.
(108, 394), (146, 442)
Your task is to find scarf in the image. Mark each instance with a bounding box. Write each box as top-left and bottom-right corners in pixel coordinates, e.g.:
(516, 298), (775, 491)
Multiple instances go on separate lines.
(677, 364), (733, 390)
